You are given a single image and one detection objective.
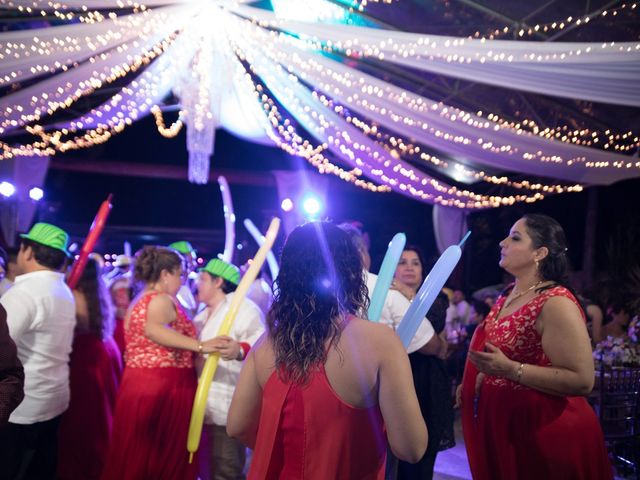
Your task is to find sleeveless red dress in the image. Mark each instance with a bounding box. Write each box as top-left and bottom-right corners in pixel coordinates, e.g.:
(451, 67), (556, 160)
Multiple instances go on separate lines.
(57, 333), (122, 480)
(461, 285), (612, 480)
(101, 292), (198, 480)
(249, 364), (387, 479)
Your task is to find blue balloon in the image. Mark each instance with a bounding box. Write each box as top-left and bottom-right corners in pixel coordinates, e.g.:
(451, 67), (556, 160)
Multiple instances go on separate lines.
(368, 233), (406, 322)
(396, 231), (471, 348)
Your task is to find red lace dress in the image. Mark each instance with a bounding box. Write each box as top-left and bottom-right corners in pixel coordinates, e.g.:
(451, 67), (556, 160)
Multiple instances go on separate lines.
(101, 292), (198, 480)
(249, 364), (387, 479)
(461, 285), (612, 480)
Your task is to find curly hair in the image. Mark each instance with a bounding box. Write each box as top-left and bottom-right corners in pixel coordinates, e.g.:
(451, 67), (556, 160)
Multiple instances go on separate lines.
(134, 245), (183, 284)
(76, 257), (114, 339)
(267, 222), (369, 384)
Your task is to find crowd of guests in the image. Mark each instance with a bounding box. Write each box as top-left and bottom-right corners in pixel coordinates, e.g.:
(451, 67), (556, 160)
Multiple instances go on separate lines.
(0, 213), (632, 479)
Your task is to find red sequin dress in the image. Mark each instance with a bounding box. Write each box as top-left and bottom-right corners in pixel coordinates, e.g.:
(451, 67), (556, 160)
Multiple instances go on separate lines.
(461, 285), (612, 480)
(101, 292), (198, 480)
(249, 364), (387, 479)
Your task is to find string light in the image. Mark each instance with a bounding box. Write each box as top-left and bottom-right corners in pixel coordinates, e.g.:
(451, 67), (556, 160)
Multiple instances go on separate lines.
(151, 106), (184, 138)
(241, 23), (640, 173)
(0, 6), (177, 88)
(340, 106), (584, 194)
(0, 30), (180, 136)
(1, 0), (636, 208)
(233, 46), (390, 193)
(232, 15), (640, 156)
(473, 2), (639, 40)
(0, 34), (182, 160)
(234, 32), (553, 209)
(236, 5), (640, 62)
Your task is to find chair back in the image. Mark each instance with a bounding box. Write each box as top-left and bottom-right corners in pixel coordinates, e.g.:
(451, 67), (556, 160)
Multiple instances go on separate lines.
(596, 366), (640, 440)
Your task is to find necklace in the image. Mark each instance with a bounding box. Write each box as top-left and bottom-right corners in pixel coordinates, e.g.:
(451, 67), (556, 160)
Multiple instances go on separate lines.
(503, 280), (545, 309)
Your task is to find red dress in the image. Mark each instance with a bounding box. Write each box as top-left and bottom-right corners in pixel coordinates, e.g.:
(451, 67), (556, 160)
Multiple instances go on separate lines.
(461, 285), (612, 480)
(101, 292), (198, 480)
(58, 332), (123, 480)
(249, 364), (387, 479)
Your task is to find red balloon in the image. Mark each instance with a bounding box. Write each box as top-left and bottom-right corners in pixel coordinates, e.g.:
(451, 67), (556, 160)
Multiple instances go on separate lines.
(67, 194), (113, 290)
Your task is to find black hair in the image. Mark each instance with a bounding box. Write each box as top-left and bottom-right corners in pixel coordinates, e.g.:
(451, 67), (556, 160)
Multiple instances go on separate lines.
(203, 272), (238, 294)
(522, 214), (571, 289)
(402, 245), (428, 284)
(76, 257), (114, 339)
(470, 300), (491, 320)
(21, 239), (68, 271)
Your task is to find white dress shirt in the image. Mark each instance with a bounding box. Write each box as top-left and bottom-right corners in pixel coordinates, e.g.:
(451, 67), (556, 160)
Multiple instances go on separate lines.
(0, 277), (13, 296)
(193, 292), (265, 426)
(365, 271), (434, 353)
(0, 270), (75, 424)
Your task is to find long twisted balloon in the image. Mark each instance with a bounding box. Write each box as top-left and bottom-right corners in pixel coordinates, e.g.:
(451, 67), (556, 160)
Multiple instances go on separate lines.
(367, 233), (406, 322)
(396, 231), (471, 348)
(67, 194), (113, 290)
(186, 217), (280, 462)
(218, 176), (236, 263)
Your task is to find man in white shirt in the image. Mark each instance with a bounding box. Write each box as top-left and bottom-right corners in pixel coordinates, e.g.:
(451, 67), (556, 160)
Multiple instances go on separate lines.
(193, 259), (265, 480)
(0, 222), (76, 479)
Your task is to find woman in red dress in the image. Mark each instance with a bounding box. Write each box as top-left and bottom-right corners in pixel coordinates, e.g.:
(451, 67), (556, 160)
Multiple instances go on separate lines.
(458, 214), (612, 479)
(227, 222), (427, 479)
(101, 246), (218, 480)
(58, 258), (123, 480)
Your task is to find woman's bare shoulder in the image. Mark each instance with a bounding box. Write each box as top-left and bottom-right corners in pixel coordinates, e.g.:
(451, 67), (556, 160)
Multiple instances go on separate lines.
(345, 317), (404, 347)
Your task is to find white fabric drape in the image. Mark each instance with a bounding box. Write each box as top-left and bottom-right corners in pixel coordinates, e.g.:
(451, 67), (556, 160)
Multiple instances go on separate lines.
(433, 205), (468, 255)
(0, 1), (638, 207)
(231, 5), (640, 107)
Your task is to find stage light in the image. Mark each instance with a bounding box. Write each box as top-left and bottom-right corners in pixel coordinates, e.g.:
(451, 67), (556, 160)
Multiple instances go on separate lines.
(29, 187), (44, 201)
(0, 181), (16, 198)
(302, 195), (322, 218)
(280, 197), (294, 212)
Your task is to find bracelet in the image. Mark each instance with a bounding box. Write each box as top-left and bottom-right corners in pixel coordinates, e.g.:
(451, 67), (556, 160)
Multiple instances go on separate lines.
(197, 342), (203, 355)
(515, 363), (525, 383)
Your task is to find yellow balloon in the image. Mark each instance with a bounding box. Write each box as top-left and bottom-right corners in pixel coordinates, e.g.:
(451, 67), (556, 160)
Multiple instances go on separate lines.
(187, 217), (280, 463)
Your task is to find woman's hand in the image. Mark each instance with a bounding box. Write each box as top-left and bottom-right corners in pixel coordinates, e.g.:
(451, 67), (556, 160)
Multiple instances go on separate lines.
(468, 343), (518, 380)
(199, 338), (221, 354)
(454, 372), (485, 409)
(212, 335), (242, 361)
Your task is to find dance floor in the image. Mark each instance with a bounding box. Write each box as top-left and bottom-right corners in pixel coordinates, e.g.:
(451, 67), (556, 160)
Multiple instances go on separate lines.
(433, 415), (472, 480)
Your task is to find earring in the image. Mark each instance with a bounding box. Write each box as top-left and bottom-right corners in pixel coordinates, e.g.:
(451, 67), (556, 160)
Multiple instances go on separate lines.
(534, 259), (540, 270)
